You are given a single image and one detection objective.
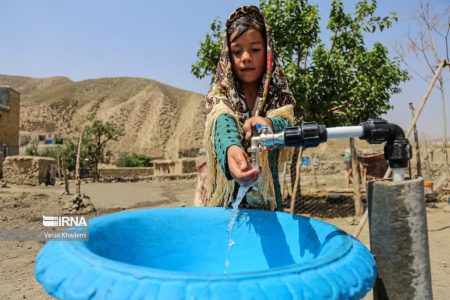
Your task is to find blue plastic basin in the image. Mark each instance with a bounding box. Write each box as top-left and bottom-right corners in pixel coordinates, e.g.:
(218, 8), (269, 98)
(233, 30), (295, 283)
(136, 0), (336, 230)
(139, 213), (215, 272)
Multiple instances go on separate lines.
(36, 207), (376, 299)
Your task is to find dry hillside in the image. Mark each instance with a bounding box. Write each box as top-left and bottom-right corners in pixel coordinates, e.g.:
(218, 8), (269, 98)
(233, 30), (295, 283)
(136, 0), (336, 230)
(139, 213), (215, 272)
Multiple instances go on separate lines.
(0, 74), (205, 159)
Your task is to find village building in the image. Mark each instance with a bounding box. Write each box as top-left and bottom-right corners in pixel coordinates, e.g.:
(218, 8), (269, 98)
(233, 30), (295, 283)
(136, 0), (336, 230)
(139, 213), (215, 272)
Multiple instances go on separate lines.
(0, 86), (20, 177)
(20, 122), (63, 147)
(0, 86), (20, 157)
(2, 156), (56, 186)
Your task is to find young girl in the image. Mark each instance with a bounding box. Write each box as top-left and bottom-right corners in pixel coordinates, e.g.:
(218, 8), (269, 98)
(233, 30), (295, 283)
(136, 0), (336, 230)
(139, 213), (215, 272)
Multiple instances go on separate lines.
(203, 5), (296, 211)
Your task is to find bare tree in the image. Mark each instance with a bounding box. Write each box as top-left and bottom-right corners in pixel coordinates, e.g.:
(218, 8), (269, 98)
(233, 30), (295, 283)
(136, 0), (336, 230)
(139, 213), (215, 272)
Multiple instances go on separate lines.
(398, 0), (450, 175)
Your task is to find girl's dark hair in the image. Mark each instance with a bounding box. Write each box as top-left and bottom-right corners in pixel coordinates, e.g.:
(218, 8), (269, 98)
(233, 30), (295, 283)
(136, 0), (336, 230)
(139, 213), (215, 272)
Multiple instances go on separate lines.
(227, 14), (266, 44)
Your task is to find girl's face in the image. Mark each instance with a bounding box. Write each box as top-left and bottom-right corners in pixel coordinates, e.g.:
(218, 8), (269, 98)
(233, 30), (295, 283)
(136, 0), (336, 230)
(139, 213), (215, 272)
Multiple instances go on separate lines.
(229, 28), (265, 87)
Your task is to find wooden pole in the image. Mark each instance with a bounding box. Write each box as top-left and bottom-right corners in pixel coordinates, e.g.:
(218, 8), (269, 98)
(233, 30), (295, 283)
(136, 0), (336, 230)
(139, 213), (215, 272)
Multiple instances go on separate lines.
(350, 138), (363, 217)
(422, 133), (432, 179)
(438, 74), (450, 176)
(61, 159), (70, 195)
(409, 102), (422, 178)
(75, 131), (83, 199)
(56, 153), (61, 180)
(353, 59), (448, 238)
(290, 147), (303, 213)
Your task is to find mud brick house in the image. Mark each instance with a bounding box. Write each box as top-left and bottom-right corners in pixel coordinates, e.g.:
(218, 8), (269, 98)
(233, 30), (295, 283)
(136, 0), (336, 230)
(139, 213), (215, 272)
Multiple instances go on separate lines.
(0, 86), (20, 156)
(2, 156), (56, 186)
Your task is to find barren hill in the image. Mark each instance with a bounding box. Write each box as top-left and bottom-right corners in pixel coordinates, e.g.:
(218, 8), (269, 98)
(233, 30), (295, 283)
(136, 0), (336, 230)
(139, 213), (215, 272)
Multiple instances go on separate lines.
(0, 74), (205, 159)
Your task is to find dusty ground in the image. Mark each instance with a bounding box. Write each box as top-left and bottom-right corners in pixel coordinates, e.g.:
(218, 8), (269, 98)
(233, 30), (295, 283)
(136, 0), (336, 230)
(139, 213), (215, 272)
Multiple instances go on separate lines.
(0, 178), (449, 300)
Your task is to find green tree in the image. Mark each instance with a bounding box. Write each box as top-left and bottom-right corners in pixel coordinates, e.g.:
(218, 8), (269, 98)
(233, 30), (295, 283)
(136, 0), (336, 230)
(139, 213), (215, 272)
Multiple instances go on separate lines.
(83, 116), (124, 181)
(191, 17), (223, 80)
(192, 0), (408, 125)
(61, 139), (78, 172)
(43, 140), (78, 172)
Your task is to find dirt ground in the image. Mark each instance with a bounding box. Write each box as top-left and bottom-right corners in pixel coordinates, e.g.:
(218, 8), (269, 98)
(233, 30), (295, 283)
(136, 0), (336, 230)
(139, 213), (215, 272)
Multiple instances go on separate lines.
(0, 178), (449, 300)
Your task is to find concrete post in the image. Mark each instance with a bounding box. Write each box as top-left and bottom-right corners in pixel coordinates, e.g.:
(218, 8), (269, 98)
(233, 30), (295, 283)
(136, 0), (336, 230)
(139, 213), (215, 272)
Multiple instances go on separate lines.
(368, 178), (432, 300)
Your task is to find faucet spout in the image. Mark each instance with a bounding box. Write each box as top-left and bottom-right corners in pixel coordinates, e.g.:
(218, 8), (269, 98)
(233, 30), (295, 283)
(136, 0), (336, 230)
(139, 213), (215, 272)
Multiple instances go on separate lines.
(249, 136), (261, 169)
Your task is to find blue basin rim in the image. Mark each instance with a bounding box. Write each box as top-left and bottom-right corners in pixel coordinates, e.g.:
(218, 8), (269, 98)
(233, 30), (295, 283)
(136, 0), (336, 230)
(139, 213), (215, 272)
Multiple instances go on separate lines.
(35, 207), (376, 299)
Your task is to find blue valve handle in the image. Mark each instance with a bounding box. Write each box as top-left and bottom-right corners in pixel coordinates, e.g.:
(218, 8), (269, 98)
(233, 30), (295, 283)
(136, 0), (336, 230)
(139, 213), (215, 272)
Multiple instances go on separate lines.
(252, 124), (272, 136)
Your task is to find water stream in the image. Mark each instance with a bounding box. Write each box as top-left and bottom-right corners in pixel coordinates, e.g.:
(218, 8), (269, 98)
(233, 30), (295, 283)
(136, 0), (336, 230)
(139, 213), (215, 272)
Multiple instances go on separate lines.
(224, 185), (251, 273)
(224, 151), (261, 273)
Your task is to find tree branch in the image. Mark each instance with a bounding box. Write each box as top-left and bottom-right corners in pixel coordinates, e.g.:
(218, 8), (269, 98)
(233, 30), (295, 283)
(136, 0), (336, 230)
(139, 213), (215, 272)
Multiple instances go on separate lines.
(328, 29), (339, 62)
(418, 32), (436, 73)
(446, 14), (450, 60)
(420, 1), (440, 62)
(395, 48), (429, 83)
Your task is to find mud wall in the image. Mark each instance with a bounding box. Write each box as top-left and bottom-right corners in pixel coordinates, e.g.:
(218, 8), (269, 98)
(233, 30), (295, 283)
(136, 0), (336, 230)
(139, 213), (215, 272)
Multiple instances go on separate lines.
(2, 156), (56, 185)
(99, 167), (154, 181)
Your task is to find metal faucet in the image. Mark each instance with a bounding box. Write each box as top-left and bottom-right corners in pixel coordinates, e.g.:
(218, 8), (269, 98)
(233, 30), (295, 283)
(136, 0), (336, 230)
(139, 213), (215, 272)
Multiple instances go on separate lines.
(248, 124), (284, 169)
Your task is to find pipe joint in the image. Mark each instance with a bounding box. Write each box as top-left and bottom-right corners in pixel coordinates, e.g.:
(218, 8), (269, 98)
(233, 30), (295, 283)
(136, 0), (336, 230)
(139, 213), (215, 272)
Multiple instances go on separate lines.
(360, 118), (411, 168)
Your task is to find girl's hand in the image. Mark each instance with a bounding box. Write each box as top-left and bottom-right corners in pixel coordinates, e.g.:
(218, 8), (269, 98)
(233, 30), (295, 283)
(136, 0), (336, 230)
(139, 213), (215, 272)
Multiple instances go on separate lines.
(243, 117), (273, 139)
(227, 145), (259, 186)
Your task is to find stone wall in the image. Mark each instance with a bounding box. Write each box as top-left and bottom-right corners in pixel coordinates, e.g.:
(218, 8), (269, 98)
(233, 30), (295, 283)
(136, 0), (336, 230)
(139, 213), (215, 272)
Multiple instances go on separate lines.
(98, 158), (198, 181)
(153, 158), (198, 176)
(0, 87), (20, 154)
(2, 156), (56, 185)
(99, 167), (154, 181)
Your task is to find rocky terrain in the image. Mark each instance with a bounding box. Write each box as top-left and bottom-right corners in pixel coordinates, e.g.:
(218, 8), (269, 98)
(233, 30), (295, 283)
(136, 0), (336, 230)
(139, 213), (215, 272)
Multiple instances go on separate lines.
(0, 74), (205, 159)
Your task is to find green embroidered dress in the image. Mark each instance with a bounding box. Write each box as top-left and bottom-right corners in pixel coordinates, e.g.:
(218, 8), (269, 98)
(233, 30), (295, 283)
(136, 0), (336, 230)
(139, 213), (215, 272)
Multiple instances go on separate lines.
(214, 115), (291, 210)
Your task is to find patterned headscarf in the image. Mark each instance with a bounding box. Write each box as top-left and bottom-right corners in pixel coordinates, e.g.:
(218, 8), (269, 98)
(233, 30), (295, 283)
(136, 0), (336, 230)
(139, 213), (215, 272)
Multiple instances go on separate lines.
(205, 5), (296, 127)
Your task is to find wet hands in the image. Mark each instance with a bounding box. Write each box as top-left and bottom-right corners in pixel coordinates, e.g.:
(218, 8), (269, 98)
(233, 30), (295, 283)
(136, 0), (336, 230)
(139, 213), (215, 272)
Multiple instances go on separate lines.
(227, 145), (259, 186)
(228, 117), (273, 186)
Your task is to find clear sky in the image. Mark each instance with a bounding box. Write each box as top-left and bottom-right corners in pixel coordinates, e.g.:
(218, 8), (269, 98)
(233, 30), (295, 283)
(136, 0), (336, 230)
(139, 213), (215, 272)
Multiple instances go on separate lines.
(1, 0), (449, 139)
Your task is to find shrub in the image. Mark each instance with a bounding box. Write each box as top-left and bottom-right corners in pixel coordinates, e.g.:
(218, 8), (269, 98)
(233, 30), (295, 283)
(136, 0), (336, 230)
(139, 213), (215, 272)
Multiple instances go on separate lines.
(25, 142), (38, 156)
(116, 153), (152, 167)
